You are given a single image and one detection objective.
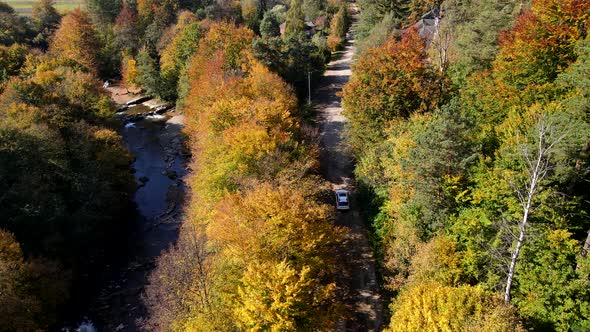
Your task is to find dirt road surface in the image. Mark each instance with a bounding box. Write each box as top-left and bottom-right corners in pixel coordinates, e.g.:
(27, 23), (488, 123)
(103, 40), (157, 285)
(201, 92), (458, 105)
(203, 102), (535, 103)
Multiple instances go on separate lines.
(314, 5), (384, 331)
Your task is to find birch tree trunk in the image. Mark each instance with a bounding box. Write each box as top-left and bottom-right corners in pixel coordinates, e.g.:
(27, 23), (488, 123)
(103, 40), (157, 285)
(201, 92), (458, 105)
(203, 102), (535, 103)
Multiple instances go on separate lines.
(504, 120), (565, 303)
(503, 156), (539, 303)
(581, 231), (590, 258)
(433, 13), (451, 73)
(576, 230), (590, 271)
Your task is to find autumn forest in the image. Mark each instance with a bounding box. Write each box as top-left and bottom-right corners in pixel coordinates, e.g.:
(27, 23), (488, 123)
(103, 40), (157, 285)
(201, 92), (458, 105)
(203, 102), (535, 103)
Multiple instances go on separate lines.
(1, 0), (590, 331)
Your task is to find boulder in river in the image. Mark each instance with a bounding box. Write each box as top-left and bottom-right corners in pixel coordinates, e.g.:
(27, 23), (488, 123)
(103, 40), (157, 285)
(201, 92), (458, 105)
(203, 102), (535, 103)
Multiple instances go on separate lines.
(126, 96), (152, 106)
(164, 170), (177, 180)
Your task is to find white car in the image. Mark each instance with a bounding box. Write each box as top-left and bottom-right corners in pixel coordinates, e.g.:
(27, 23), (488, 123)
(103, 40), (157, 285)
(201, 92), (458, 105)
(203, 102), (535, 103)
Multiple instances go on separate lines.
(335, 189), (350, 210)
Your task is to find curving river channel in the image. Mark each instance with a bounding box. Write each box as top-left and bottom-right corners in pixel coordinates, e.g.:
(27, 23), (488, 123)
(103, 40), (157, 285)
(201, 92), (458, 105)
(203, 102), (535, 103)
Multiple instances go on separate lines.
(64, 90), (189, 331)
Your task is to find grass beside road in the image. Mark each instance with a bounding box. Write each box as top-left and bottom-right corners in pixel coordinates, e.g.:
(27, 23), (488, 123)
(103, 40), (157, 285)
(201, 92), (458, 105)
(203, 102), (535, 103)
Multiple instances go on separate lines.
(5, 0), (83, 15)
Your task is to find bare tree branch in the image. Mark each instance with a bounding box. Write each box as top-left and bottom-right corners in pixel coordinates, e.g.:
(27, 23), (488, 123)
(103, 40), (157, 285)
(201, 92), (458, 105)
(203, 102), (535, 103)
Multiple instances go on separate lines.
(504, 116), (566, 303)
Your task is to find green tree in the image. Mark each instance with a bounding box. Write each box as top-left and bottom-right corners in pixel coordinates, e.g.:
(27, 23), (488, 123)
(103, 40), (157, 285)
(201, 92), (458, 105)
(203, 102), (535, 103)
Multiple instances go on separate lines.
(253, 32), (326, 98)
(488, 108), (589, 304)
(0, 43), (29, 84)
(0, 1), (31, 45)
(0, 230), (40, 331)
(159, 13), (204, 101)
(330, 4), (347, 38)
(407, 0), (441, 20)
(557, 38), (590, 119)
(260, 10), (280, 38)
(113, 2), (139, 52)
(516, 229), (590, 331)
(447, 0), (520, 83)
(86, 0), (122, 26)
(359, 0), (408, 22)
(453, 104), (590, 328)
(399, 104), (476, 235)
(284, 0), (305, 36)
(355, 11), (395, 57)
(326, 4), (348, 51)
(302, 0), (324, 20)
(30, 0), (61, 47)
(135, 47), (160, 96)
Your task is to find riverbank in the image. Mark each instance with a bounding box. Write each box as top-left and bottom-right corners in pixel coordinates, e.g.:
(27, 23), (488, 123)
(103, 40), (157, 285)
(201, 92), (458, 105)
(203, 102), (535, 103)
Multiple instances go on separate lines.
(64, 83), (189, 331)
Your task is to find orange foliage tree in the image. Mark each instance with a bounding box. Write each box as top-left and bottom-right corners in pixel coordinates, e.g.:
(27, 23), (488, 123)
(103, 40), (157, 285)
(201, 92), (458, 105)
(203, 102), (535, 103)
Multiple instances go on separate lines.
(50, 9), (101, 73)
(183, 22), (300, 200)
(342, 27), (448, 154)
(493, 0), (590, 94)
(143, 22), (343, 331)
(460, 0), (590, 153)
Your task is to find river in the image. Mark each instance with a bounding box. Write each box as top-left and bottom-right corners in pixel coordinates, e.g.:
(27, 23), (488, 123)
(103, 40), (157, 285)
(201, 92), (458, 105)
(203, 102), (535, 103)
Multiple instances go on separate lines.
(63, 91), (189, 331)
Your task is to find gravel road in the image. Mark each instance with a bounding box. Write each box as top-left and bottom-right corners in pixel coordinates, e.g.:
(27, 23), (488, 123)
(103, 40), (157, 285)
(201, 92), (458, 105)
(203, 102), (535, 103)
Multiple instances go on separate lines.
(314, 5), (384, 331)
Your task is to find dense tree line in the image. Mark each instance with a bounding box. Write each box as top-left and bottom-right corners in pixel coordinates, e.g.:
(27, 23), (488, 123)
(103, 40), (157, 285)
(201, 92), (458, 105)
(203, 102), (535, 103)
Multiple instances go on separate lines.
(142, 21), (344, 330)
(107, 0), (350, 101)
(0, 1), (135, 329)
(128, 1), (354, 329)
(3, 0), (351, 100)
(344, 0), (590, 330)
(1, 0), (353, 328)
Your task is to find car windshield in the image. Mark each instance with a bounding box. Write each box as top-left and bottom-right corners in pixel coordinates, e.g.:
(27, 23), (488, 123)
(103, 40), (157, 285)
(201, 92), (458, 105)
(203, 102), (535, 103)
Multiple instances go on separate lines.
(338, 200), (348, 206)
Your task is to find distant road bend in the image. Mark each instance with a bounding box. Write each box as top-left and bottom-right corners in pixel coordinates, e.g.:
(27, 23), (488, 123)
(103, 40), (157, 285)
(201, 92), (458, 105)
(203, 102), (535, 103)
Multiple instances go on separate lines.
(314, 4), (383, 331)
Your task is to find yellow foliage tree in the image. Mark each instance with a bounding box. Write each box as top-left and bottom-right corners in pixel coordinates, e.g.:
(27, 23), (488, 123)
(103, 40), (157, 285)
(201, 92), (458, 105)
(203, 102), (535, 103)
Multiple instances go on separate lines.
(208, 182), (342, 331)
(144, 21), (344, 332)
(241, 0), (258, 30)
(327, 5), (348, 51)
(121, 53), (138, 89)
(387, 281), (524, 332)
(183, 23), (299, 201)
(236, 260), (336, 331)
(407, 235), (465, 287)
(210, 182), (341, 270)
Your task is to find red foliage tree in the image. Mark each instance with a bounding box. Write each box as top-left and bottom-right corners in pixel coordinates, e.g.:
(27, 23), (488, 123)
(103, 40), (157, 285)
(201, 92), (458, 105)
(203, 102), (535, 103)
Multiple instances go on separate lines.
(113, 2), (139, 50)
(494, 0), (590, 90)
(342, 27), (448, 153)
